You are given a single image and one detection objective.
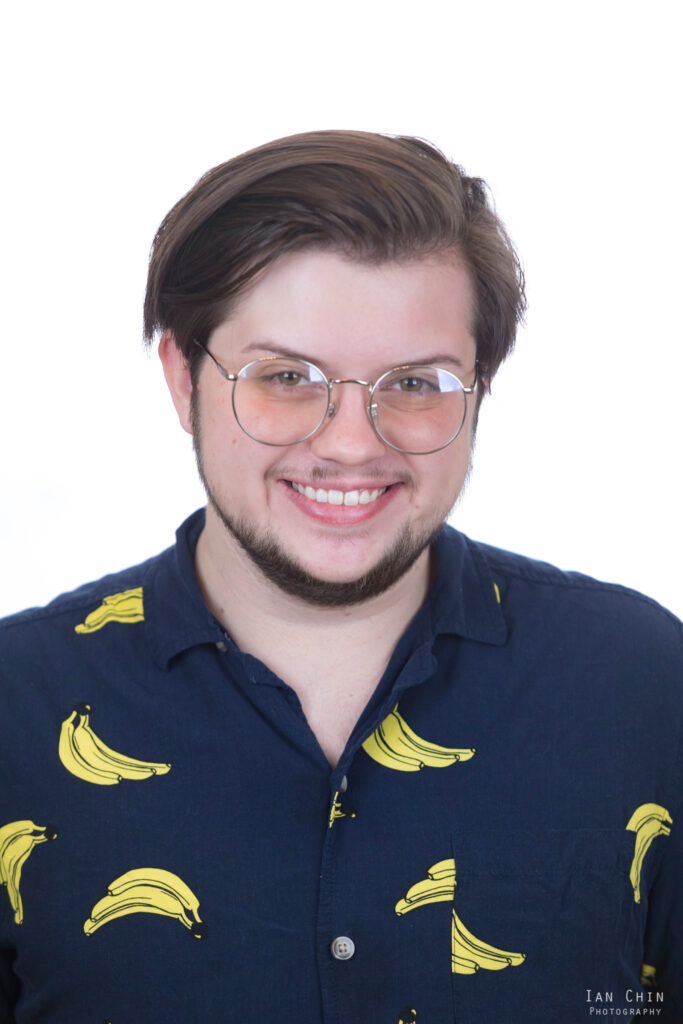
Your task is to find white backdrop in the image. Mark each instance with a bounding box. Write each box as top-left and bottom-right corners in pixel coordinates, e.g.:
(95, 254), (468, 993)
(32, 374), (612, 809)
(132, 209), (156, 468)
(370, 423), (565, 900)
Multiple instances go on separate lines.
(1, 1), (681, 618)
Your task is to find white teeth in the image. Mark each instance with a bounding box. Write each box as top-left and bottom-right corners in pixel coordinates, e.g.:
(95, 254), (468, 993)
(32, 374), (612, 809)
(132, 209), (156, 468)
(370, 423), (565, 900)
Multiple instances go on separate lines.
(291, 482), (388, 506)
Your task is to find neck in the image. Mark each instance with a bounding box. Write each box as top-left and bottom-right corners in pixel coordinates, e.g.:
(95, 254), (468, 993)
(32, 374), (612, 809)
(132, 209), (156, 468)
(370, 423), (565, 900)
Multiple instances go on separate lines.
(194, 505), (434, 767)
(194, 504), (433, 643)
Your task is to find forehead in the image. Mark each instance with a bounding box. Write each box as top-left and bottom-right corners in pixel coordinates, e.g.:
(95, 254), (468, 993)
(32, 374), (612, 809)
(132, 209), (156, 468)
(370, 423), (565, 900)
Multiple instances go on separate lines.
(211, 249), (476, 370)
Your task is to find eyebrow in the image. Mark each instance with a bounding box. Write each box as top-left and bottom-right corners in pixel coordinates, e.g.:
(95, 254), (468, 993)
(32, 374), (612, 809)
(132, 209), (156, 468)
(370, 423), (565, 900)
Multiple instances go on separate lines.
(240, 341), (467, 371)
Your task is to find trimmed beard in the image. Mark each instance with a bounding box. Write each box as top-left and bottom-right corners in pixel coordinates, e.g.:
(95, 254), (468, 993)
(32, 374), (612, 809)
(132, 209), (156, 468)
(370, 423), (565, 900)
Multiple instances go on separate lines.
(191, 389), (445, 608)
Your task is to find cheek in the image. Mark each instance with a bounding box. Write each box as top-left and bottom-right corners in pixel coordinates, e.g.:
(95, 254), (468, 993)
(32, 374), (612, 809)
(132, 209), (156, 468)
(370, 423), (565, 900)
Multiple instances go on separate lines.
(202, 399), (231, 431)
(201, 424), (276, 496)
(197, 385), (244, 447)
(419, 450), (470, 506)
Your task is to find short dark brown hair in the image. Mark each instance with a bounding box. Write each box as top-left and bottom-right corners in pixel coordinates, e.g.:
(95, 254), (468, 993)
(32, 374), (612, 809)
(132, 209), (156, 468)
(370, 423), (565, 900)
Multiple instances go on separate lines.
(143, 130), (525, 386)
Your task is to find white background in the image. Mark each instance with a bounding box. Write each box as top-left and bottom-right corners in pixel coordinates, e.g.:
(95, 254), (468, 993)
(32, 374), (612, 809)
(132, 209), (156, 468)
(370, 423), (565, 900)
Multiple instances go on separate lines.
(1, 1), (681, 618)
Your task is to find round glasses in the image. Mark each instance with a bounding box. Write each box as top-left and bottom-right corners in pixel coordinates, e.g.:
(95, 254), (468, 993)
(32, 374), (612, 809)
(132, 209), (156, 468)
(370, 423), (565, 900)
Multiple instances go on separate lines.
(194, 342), (477, 455)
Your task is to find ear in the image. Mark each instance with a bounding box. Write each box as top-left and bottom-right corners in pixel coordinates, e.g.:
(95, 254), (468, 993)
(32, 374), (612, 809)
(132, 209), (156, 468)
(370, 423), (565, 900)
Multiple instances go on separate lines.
(159, 331), (194, 435)
(474, 359), (491, 395)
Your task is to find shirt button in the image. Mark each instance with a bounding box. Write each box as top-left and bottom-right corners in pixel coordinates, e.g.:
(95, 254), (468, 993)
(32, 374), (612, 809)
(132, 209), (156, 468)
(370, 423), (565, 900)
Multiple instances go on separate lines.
(330, 936), (355, 960)
(215, 641), (227, 652)
(340, 775), (348, 792)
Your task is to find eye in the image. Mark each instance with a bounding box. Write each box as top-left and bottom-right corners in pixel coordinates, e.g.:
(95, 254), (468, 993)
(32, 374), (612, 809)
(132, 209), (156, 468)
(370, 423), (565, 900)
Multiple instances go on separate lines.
(396, 375), (429, 392)
(275, 370), (304, 386)
(383, 372), (438, 393)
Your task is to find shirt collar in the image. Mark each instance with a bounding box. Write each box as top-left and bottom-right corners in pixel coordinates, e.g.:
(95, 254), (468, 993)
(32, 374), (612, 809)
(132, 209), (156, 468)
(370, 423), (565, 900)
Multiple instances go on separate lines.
(145, 508), (225, 668)
(425, 526), (508, 646)
(145, 510), (507, 669)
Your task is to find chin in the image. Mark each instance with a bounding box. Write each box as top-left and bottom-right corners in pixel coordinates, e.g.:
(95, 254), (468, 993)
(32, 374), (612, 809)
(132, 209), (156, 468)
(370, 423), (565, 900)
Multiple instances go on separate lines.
(209, 494), (443, 608)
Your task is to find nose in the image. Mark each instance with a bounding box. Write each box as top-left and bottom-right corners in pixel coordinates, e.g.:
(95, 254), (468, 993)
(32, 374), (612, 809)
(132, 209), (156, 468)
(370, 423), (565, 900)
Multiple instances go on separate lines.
(308, 380), (388, 464)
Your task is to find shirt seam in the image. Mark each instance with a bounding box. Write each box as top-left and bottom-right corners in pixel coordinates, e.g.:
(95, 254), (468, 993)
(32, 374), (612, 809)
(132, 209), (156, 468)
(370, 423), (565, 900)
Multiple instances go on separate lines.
(476, 548), (682, 629)
(0, 568), (157, 634)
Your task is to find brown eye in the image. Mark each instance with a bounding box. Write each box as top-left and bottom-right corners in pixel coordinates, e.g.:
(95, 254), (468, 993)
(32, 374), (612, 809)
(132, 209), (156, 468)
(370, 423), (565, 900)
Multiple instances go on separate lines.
(399, 376), (424, 391)
(388, 375), (437, 393)
(276, 371), (303, 386)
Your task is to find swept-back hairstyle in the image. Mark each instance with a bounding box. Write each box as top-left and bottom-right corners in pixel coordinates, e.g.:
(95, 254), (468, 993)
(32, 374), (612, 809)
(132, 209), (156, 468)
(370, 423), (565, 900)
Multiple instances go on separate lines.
(143, 130), (525, 387)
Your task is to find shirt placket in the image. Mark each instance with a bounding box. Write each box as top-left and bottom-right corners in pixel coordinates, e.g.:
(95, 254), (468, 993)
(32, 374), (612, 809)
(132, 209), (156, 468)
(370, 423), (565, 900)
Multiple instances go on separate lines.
(314, 646), (442, 1024)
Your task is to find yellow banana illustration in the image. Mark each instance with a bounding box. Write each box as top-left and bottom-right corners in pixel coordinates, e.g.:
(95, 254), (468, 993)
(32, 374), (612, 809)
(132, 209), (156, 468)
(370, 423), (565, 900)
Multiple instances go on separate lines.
(84, 867), (206, 939)
(451, 910), (525, 974)
(640, 963), (657, 988)
(625, 803), (672, 904)
(397, 1008), (419, 1023)
(395, 859), (456, 914)
(74, 587), (144, 634)
(58, 704), (171, 786)
(396, 858), (524, 976)
(328, 792), (357, 828)
(0, 820), (58, 924)
(362, 704), (475, 772)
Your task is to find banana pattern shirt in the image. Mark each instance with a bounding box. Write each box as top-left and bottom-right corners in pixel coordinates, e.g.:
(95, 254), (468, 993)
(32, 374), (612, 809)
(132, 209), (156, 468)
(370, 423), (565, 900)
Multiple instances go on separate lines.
(1, 508), (682, 1024)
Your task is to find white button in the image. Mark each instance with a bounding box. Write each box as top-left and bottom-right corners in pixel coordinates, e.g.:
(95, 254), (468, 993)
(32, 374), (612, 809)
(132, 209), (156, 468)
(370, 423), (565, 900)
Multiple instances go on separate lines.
(330, 935), (355, 960)
(340, 775), (348, 792)
(215, 641), (227, 652)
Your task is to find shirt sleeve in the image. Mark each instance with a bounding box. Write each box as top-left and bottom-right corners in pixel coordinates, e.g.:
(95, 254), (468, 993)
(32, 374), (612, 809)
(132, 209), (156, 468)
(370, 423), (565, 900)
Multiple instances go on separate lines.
(642, 701), (683, 1022)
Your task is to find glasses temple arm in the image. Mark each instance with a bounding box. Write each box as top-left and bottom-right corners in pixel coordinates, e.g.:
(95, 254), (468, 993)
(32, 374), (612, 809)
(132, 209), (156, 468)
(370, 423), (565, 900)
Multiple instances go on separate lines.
(192, 340), (238, 382)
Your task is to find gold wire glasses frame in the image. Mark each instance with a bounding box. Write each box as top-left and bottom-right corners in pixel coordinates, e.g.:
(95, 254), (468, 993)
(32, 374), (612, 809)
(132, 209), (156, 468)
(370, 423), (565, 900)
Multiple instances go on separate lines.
(193, 340), (477, 455)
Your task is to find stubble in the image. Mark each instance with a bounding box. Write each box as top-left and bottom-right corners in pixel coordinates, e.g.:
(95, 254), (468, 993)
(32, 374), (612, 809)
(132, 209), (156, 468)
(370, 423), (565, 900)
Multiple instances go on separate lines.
(190, 388), (447, 608)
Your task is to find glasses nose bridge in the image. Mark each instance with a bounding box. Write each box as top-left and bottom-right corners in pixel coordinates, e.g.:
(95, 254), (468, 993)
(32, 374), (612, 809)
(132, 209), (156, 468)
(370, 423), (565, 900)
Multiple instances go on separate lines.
(326, 376), (375, 422)
(328, 376), (373, 389)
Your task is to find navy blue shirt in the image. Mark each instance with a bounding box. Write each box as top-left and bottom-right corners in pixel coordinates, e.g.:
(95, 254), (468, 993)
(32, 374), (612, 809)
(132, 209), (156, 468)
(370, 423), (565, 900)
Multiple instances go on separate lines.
(1, 509), (682, 1023)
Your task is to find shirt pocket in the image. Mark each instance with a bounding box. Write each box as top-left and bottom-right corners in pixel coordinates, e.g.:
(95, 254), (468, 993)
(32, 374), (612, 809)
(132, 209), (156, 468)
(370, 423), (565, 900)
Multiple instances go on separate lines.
(449, 829), (642, 1024)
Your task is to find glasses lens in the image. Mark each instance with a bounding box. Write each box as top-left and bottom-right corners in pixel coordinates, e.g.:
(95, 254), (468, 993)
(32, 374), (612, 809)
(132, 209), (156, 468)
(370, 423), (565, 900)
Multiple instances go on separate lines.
(233, 359), (329, 445)
(372, 366), (467, 454)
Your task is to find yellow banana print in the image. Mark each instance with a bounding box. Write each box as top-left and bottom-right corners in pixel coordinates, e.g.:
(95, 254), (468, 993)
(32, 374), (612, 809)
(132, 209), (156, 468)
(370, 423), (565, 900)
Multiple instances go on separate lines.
(396, 858), (524, 976)
(84, 867), (206, 939)
(362, 704), (475, 772)
(395, 859), (456, 914)
(328, 792), (357, 828)
(74, 587), (144, 634)
(58, 704), (171, 786)
(397, 1008), (419, 1023)
(451, 910), (525, 974)
(0, 820), (58, 924)
(625, 803), (672, 904)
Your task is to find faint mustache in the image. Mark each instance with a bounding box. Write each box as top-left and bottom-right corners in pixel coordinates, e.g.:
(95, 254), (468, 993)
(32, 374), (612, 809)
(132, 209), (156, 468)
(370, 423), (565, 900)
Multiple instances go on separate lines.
(275, 466), (413, 485)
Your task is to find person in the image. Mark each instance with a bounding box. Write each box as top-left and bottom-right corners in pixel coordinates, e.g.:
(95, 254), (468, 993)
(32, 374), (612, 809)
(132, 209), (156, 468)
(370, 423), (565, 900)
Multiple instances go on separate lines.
(0, 130), (681, 1024)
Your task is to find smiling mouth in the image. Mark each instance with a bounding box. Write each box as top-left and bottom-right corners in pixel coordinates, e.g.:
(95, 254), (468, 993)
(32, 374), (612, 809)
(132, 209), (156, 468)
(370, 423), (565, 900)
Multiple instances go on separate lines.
(289, 482), (390, 507)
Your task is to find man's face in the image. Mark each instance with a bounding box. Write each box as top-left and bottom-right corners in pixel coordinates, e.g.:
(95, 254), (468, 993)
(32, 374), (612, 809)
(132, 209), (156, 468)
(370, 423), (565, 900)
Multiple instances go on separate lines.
(163, 249), (478, 605)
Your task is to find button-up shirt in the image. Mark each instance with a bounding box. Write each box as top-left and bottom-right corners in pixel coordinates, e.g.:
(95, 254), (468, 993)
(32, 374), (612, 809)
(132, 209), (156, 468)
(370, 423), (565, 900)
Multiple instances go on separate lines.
(1, 509), (682, 1023)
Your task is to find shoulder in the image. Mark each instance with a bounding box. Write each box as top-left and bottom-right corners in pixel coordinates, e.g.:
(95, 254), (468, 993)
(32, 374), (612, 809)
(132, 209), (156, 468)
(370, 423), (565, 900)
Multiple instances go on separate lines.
(447, 527), (682, 656)
(439, 530), (683, 776)
(474, 532), (678, 616)
(0, 548), (169, 645)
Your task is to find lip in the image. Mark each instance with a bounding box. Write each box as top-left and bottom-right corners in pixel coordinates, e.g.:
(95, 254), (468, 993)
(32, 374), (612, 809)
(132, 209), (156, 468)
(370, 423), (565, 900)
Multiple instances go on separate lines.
(280, 479), (400, 525)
